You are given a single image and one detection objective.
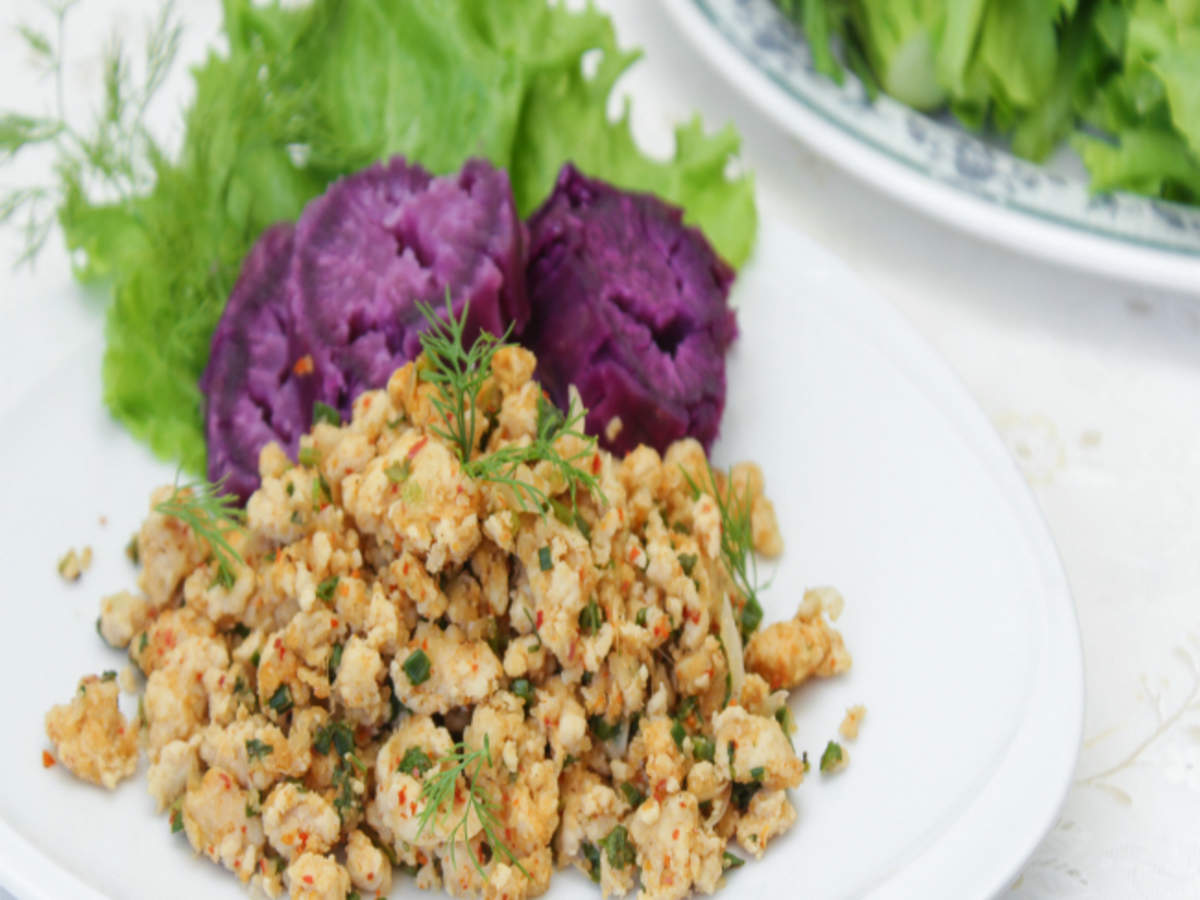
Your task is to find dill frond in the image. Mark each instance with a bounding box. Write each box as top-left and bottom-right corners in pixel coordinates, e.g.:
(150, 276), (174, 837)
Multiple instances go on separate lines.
(415, 292), (511, 463)
(154, 474), (246, 587)
(683, 463), (765, 641)
(416, 736), (527, 879)
(1, 0), (181, 264)
(414, 296), (605, 518)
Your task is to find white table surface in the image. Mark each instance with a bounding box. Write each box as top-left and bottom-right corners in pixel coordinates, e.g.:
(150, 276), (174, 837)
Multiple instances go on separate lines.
(3, 1), (1199, 897)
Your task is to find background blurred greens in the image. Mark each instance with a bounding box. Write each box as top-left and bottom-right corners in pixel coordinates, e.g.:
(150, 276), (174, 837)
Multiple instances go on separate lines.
(776, 0), (1200, 202)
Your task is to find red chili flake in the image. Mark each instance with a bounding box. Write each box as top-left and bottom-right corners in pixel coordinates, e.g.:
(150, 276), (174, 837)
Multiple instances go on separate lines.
(406, 436), (429, 460)
(536, 610), (544, 628)
(591, 453), (601, 475)
(292, 355), (314, 376)
(234, 859), (241, 868)
(260, 859), (267, 874)
(41, 751), (55, 768)
(367, 871), (374, 881)
(363, 396), (373, 409)
(302, 874), (314, 885)
(409, 801), (417, 815)
(339, 582), (350, 597)
(219, 772), (232, 790)
(672, 828), (680, 840)
(330, 618), (338, 629)
(398, 788), (407, 805)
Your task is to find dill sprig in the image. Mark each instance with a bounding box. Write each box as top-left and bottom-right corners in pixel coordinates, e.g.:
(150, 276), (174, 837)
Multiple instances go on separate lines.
(415, 296), (604, 517)
(684, 463), (766, 641)
(154, 474), (246, 588)
(415, 292), (511, 463)
(474, 392), (604, 515)
(416, 736), (526, 879)
(1, 0), (181, 264)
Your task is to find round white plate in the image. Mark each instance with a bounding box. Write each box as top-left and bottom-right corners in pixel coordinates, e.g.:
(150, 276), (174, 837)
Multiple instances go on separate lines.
(664, 0), (1200, 294)
(0, 216), (1081, 899)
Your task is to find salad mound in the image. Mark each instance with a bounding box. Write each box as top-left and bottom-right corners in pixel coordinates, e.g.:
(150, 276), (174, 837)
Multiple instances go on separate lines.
(46, 314), (852, 900)
(525, 165), (738, 457)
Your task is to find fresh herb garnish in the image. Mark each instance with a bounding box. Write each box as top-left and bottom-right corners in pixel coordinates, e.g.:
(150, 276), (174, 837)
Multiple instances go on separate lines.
(154, 475), (246, 588)
(510, 678), (534, 705)
(315, 576), (339, 604)
(620, 781), (645, 808)
(313, 721), (355, 757)
(101, 670), (117, 682)
(312, 401), (341, 426)
(588, 715), (621, 741)
(538, 545), (553, 572)
(245, 738), (273, 761)
(731, 780), (761, 813)
(580, 841), (601, 883)
(267, 684), (293, 715)
(297, 446), (320, 468)
(678, 552), (698, 576)
(820, 740), (844, 773)
(600, 824), (635, 869)
(415, 297), (605, 518)
(416, 735), (526, 879)
(385, 460), (412, 483)
(670, 718), (687, 750)
(749, 765), (765, 782)
(683, 464), (767, 641)
(635, 607), (647, 627)
(692, 736), (715, 762)
(397, 747), (433, 777)
(402, 649), (431, 686)
(722, 851), (745, 870)
(169, 803), (184, 833)
(328, 642), (343, 683)
(578, 597), (603, 634)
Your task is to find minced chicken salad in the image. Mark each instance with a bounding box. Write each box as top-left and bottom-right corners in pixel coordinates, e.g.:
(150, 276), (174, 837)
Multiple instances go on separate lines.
(44, 311), (851, 900)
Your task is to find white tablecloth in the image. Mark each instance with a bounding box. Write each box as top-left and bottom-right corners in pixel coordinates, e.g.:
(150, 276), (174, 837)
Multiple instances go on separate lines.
(3, 1), (1198, 896)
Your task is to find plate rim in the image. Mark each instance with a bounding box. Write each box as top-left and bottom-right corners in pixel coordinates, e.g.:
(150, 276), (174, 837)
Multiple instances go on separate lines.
(751, 219), (1083, 898)
(0, 218), (1083, 900)
(663, 0), (1200, 295)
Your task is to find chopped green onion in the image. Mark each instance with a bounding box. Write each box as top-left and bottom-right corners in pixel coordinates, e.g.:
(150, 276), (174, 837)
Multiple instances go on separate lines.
(620, 781), (645, 808)
(245, 738), (273, 761)
(316, 576), (339, 603)
(297, 446), (320, 467)
(397, 746), (433, 776)
(692, 736), (715, 762)
(267, 684), (293, 715)
(385, 460), (412, 483)
(579, 598), (603, 634)
(312, 401), (341, 426)
(538, 545), (552, 571)
(510, 678), (534, 704)
(402, 649), (431, 686)
(820, 741), (844, 773)
(677, 552), (698, 576)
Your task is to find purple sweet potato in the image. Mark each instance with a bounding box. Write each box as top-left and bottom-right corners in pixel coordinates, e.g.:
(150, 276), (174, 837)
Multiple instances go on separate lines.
(199, 223), (311, 501)
(200, 157), (527, 499)
(523, 164), (736, 456)
(290, 156), (527, 414)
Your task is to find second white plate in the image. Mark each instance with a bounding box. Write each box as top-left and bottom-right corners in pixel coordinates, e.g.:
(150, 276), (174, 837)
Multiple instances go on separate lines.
(664, 0), (1200, 293)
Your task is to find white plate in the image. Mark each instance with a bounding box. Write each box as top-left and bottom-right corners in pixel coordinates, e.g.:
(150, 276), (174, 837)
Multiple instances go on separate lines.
(663, 0), (1200, 294)
(0, 217), (1081, 898)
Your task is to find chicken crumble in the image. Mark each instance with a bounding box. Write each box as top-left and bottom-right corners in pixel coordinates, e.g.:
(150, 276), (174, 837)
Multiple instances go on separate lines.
(44, 344), (851, 900)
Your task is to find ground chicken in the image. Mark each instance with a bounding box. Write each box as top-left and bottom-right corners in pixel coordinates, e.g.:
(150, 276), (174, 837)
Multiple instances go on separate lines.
(44, 675), (138, 789)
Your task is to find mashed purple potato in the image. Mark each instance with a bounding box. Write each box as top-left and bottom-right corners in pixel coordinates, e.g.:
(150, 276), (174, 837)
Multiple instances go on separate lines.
(523, 165), (737, 456)
(201, 157), (527, 498)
